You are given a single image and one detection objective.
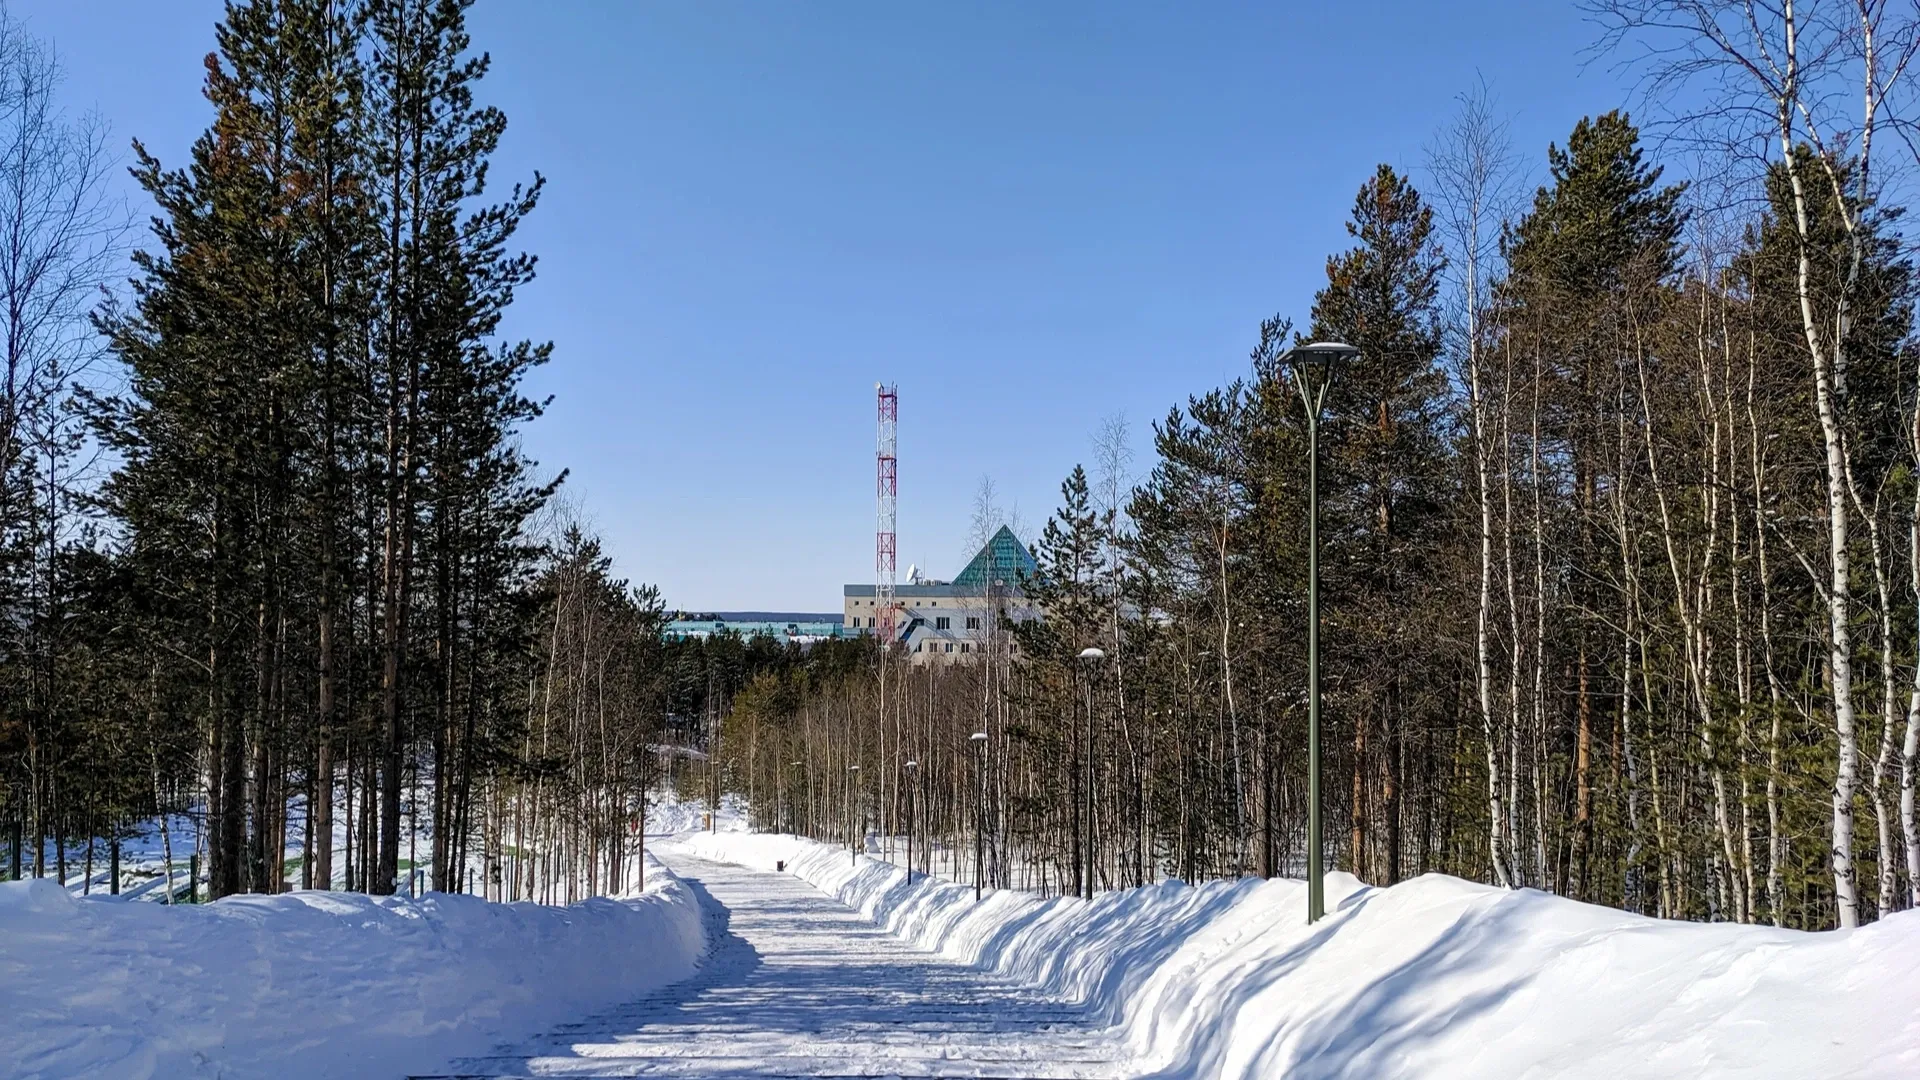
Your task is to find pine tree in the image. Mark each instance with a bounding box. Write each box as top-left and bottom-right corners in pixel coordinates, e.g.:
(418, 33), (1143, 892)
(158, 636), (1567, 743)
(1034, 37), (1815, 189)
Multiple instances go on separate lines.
(1495, 112), (1685, 904)
(88, 0), (554, 899)
(94, 0), (322, 897)
(1303, 164), (1452, 885)
(361, 0), (547, 894)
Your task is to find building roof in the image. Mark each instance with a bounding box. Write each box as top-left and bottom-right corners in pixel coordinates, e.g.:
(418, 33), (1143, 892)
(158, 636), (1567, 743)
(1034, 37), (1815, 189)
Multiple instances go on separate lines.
(951, 526), (1038, 591)
(841, 526), (1041, 601)
(845, 583), (973, 598)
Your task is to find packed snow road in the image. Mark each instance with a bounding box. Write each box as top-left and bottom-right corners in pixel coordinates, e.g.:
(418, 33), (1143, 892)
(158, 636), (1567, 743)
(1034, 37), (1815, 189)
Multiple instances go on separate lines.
(409, 849), (1126, 1080)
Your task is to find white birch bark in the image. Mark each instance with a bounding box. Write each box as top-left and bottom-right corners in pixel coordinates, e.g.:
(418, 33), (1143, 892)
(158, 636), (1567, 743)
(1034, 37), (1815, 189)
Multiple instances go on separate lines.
(1634, 314), (1744, 921)
(1427, 86), (1515, 888)
(1588, 0), (1915, 931)
(1855, 488), (1899, 917)
(1906, 400), (1920, 908)
(1746, 329), (1791, 925)
(1529, 347), (1550, 889)
(1501, 341), (1525, 886)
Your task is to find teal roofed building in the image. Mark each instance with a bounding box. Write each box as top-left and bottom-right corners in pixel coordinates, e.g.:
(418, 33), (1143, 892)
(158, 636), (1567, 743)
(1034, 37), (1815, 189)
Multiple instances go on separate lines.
(843, 525), (1041, 664)
(951, 525), (1039, 590)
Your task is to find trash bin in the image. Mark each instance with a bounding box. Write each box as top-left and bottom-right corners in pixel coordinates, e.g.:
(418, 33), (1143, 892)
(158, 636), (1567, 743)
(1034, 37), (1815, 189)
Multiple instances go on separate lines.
(776, 860), (786, 872)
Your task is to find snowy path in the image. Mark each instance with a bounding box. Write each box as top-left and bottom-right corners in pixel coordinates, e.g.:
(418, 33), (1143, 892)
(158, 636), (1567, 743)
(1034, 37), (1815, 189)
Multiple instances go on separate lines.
(409, 849), (1127, 1080)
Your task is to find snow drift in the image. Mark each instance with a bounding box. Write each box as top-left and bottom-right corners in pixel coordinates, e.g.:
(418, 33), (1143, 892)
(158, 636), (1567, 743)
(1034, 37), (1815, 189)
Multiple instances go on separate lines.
(675, 832), (1920, 1079)
(0, 851), (705, 1080)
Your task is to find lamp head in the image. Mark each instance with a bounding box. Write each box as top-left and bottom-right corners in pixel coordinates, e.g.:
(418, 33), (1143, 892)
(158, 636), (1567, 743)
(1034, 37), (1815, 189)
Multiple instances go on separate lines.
(969, 731), (987, 742)
(1285, 341), (1360, 367)
(1077, 647), (1106, 662)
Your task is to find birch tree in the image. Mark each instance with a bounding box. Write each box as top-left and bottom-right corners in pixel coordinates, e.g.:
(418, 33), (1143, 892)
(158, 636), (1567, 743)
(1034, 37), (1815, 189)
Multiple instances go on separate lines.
(1589, 0), (1920, 930)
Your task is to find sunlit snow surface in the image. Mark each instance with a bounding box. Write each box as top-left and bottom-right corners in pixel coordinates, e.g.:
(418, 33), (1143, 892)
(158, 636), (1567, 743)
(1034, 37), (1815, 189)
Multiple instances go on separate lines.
(0, 852), (704, 1080)
(419, 849), (1126, 1079)
(676, 833), (1920, 1080)
(5, 806), (1917, 1079)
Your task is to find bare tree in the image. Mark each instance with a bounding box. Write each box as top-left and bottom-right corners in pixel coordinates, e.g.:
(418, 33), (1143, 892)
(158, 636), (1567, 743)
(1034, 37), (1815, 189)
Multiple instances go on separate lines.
(1426, 78), (1518, 889)
(0, 4), (124, 884)
(967, 475), (1003, 561)
(0, 6), (121, 575)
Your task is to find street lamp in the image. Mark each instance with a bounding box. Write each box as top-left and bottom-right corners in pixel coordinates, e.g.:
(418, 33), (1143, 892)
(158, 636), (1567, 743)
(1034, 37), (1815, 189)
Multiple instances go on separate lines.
(790, 761), (804, 835)
(969, 731), (988, 900)
(1076, 647), (1105, 900)
(848, 764), (862, 866)
(903, 759), (918, 883)
(1283, 340), (1358, 924)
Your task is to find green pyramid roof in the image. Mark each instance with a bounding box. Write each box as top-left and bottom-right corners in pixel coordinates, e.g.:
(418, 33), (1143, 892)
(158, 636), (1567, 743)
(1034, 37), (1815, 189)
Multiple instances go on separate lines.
(952, 526), (1038, 591)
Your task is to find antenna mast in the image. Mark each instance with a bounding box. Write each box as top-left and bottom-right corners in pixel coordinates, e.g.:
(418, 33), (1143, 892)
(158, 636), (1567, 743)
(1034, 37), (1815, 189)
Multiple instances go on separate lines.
(876, 383), (898, 642)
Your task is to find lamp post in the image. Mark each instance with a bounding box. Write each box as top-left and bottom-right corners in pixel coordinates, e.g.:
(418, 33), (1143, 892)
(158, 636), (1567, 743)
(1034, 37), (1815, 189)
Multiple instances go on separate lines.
(903, 759), (918, 883)
(1076, 647), (1105, 900)
(848, 764), (862, 866)
(790, 761), (805, 835)
(1283, 340), (1358, 924)
(969, 731), (987, 900)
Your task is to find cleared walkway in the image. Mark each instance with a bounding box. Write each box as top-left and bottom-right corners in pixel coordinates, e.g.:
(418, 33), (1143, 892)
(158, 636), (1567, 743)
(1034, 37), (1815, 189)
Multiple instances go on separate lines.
(410, 850), (1125, 1079)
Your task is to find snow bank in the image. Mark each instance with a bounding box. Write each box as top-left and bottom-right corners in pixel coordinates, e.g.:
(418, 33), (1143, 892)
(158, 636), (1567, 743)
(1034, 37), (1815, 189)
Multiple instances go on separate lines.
(675, 832), (1920, 1079)
(0, 851), (706, 1080)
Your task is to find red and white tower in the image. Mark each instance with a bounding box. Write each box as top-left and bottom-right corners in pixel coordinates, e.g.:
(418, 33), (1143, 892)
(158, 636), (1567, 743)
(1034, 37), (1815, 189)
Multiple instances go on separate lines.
(875, 383), (899, 641)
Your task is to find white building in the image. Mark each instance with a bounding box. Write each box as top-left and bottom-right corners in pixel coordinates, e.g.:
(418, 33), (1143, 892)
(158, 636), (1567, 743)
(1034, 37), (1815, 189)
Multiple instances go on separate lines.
(842, 526), (1039, 663)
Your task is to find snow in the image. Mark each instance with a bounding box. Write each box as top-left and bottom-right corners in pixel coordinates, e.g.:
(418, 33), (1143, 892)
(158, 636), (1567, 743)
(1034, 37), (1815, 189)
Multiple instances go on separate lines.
(28, 782), (742, 903)
(645, 788), (749, 836)
(677, 831), (1920, 1080)
(41, 802), (448, 900)
(0, 851), (705, 1080)
(428, 846), (1127, 1078)
(21, 813), (201, 901)
(9, 797), (1913, 1079)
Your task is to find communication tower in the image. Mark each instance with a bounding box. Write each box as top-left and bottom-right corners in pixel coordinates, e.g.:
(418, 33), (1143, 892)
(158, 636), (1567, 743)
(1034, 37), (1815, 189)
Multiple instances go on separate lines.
(876, 383), (898, 641)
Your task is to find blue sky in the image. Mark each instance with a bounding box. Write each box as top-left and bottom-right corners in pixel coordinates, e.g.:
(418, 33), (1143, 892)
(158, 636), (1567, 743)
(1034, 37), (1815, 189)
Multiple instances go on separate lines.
(23, 2), (1635, 612)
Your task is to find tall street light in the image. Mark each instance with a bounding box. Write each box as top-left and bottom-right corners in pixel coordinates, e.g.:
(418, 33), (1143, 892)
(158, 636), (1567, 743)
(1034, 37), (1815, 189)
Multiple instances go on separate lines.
(848, 764), (862, 866)
(970, 731), (988, 900)
(903, 759), (918, 883)
(790, 761), (805, 836)
(1284, 340), (1359, 924)
(1076, 647), (1105, 900)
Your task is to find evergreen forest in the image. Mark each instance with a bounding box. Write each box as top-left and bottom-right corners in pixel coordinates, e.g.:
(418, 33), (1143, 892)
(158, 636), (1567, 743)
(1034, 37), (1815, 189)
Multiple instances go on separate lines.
(3, 0), (1919, 935)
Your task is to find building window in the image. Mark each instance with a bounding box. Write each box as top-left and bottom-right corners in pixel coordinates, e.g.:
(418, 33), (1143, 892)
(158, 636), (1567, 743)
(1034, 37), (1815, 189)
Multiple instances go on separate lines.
(966, 616), (980, 630)
(866, 616), (874, 628)
(935, 616), (950, 630)
(944, 643), (953, 653)
(960, 643), (970, 654)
